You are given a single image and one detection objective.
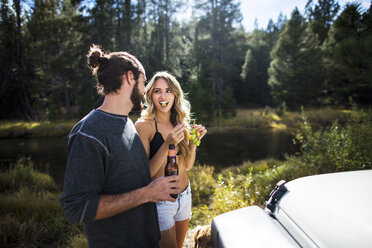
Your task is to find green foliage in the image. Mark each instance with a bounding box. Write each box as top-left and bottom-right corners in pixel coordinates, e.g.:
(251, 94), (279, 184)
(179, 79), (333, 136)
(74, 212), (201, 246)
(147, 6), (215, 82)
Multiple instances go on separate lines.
(191, 106), (371, 228)
(206, 107), (352, 132)
(189, 165), (216, 206)
(262, 106), (271, 116)
(0, 159), (83, 247)
(89, 0), (116, 50)
(46, 97), (63, 121)
(268, 8), (324, 108)
(185, 79), (215, 122)
(238, 29), (273, 107)
(295, 106), (372, 173)
(189, 167), (255, 227)
(305, 0), (340, 43)
(211, 171), (252, 215)
(23, 0), (89, 121)
(0, 0), (18, 120)
(0, 158), (57, 193)
(217, 158), (309, 207)
(221, 88), (237, 118)
(189, 158), (309, 227)
(0, 197), (82, 248)
(193, 0), (245, 117)
(1, 108), (371, 241)
(247, 159), (309, 206)
(67, 233), (89, 248)
(1, 0), (372, 121)
(1, 214), (66, 247)
(0, 120), (75, 138)
(275, 101), (287, 117)
(189, 205), (212, 228)
(323, 3), (372, 105)
(208, 109), (272, 131)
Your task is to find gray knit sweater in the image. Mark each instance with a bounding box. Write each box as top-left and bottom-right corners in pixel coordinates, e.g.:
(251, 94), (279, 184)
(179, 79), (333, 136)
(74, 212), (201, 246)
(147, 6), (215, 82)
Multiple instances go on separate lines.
(60, 109), (160, 248)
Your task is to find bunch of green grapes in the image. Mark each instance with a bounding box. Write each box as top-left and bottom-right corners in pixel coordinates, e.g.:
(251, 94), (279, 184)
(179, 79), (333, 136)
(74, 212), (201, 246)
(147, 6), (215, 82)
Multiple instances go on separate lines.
(189, 120), (201, 147)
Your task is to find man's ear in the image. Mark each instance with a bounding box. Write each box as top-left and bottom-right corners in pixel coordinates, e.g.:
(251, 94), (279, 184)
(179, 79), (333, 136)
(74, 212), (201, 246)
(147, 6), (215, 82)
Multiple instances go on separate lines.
(127, 71), (135, 85)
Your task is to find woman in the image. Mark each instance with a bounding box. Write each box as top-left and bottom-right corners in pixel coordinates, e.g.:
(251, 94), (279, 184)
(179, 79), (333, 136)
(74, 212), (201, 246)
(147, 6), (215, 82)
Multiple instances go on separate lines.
(135, 71), (207, 248)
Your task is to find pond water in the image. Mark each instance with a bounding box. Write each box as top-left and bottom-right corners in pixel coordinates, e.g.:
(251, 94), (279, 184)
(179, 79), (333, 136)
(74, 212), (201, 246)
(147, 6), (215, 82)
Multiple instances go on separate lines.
(0, 129), (299, 188)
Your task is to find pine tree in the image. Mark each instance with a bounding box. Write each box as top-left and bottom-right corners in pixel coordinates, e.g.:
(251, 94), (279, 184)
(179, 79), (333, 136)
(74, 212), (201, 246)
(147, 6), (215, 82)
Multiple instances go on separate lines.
(305, 0), (340, 43)
(239, 29), (272, 107)
(25, 0), (86, 120)
(145, 0), (185, 75)
(324, 3), (372, 105)
(1, 0), (36, 119)
(89, 0), (116, 50)
(0, 0), (19, 118)
(194, 0), (242, 116)
(268, 8), (323, 108)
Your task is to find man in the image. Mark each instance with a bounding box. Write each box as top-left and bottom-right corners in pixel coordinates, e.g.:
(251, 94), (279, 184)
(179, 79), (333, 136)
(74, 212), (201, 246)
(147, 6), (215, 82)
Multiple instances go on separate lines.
(60, 44), (180, 247)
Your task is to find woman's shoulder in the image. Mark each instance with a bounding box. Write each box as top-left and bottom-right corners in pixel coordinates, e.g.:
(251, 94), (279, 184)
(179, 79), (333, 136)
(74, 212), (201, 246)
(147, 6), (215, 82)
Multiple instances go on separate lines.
(135, 118), (154, 133)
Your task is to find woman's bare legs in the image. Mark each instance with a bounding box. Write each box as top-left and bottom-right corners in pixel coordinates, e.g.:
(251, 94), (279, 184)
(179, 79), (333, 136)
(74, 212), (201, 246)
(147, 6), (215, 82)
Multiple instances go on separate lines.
(159, 225), (177, 248)
(175, 219), (190, 248)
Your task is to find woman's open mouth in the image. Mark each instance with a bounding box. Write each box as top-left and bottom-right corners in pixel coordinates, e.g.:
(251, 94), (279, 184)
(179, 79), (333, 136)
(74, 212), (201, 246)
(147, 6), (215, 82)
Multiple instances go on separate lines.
(160, 101), (169, 107)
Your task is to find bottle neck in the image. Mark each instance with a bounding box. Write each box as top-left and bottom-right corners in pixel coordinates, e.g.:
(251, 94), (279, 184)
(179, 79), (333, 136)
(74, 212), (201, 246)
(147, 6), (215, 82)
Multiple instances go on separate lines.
(168, 149), (176, 157)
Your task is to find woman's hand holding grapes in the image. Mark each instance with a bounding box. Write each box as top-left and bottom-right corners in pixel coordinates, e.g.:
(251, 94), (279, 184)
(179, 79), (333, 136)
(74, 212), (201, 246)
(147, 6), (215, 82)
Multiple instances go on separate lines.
(189, 121), (207, 147)
(165, 123), (186, 146)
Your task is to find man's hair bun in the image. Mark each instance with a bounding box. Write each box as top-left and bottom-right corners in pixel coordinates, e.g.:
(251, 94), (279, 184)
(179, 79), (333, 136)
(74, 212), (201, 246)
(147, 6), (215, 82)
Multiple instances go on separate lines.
(85, 44), (144, 95)
(87, 44), (108, 74)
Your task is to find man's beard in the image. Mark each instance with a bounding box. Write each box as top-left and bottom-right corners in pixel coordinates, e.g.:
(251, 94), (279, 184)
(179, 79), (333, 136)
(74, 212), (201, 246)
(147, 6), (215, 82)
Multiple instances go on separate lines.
(130, 80), (144, 112)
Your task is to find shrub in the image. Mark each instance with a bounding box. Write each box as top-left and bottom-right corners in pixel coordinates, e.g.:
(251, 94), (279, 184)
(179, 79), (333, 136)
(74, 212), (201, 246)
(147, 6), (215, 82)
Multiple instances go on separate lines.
(221, 88), (237, 119)
(189, 170), (253, 228)
(262, 106), (271, 116)
(211, 171), (253, 216)
(216, 158), (309, 207)
(0, 160), (83, 248)
(295, 107), (372, 173)
(276, 101), (287, 117)
(0, 191), (82, 248)
(67, 233), (88, 248)
(189, 165), (216, 206)
(0, 158), (57, 193)
(190, 106), (372, 229)
(0, 214), (71, 248)
(190, 205), (212, 228)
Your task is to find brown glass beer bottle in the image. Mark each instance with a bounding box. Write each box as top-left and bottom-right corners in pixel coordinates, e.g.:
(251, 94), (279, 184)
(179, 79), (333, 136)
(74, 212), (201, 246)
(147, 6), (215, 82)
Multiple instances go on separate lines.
(165, 144), (178, 199)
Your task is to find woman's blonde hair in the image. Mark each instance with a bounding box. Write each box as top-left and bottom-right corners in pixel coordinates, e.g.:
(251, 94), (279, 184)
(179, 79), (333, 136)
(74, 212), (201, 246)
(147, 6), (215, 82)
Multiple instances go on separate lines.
(141, 71), (192, 161)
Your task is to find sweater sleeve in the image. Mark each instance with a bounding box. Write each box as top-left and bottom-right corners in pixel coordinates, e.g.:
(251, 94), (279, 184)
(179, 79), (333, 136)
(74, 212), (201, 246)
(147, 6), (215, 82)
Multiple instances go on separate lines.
(60, 132), (108, 223)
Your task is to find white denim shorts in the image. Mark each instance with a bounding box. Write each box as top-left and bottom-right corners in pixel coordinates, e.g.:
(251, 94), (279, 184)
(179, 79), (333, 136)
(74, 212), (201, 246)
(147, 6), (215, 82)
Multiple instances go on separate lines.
(156, 183), (192, 231)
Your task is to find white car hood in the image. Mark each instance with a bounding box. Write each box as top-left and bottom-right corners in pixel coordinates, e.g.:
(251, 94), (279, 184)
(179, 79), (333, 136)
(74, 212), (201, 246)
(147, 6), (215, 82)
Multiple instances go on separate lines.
(275, 170), (372, 248)
(212, 206), (300, 248)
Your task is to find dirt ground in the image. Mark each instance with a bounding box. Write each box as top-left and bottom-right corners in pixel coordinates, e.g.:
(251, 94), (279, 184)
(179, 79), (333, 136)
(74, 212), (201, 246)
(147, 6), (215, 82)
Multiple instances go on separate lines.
(183, 226), (199, 248)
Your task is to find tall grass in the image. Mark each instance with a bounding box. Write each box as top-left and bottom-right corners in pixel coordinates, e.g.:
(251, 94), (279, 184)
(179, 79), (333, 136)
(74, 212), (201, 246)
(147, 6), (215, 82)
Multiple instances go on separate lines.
(189, 165), (216, 206)
(0, 121), (76, 138)
(0, 158), (56, 193)
(0, 159), (86, 248)
(207, 107), (352, 133)
(0, 116), (141, 139)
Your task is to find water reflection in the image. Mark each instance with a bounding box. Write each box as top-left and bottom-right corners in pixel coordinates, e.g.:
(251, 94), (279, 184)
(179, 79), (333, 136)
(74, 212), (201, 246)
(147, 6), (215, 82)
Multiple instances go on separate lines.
(0, 137), (68, 188)
(0, 129), (299, 188)
(197, 129), (298, 169)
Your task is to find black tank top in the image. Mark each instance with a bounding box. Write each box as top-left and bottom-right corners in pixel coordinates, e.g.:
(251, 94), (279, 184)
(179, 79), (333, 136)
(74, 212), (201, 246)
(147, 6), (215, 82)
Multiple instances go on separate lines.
(149, 118), (181, 159)
(149, 118), (164, 159)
